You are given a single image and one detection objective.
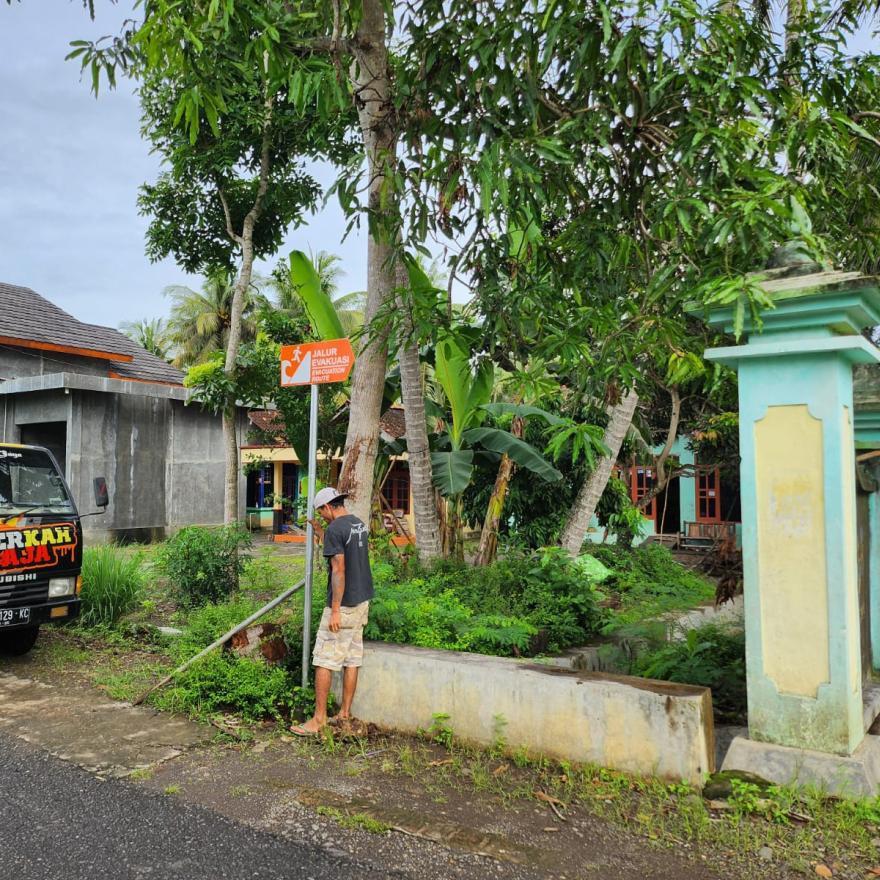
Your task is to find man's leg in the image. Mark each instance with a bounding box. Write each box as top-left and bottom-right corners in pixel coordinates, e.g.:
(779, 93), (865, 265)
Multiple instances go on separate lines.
(335, 666), (359, 720)
(313, 666), (332, 723)
(293, 666), (333, 735)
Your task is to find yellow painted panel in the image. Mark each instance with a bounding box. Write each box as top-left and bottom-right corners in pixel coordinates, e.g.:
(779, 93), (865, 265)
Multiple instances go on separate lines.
(755, 405), (830, 698)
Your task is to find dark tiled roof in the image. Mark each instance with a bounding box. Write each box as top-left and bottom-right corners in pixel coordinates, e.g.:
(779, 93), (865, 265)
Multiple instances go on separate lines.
(248, 410), (284, 440)
(84, 323), (184, 385)
(0, 282), (183, 386)
(248, 406), (407, 446)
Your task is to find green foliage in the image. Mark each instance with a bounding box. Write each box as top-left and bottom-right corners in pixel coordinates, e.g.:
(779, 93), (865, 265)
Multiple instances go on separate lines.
(629, 621), (747, 723)
(367, 548), (605, 656)
(595, 477), (646, 546)
(172, 599), (263, 657)
(152, 651), (295, 723)
(420, 712), (455, 748)
(158, 526), (252, 607)
(588, 544), (716, 627)
(288, 250), (345, 340)
(78, 545), (146, 627)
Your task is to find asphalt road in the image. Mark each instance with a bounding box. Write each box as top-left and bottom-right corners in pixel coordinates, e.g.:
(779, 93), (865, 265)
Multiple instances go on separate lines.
(0, 732), (400, 880)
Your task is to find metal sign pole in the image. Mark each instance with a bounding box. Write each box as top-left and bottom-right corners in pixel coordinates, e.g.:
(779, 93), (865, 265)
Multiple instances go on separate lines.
(301, 382), (319, 688)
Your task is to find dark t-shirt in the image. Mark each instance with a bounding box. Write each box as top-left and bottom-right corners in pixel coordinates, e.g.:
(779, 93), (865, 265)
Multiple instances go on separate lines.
(323, 513), (374, 608)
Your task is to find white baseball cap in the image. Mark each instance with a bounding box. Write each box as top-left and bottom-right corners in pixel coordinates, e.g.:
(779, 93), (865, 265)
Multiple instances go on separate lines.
(313, 487), (348, 509)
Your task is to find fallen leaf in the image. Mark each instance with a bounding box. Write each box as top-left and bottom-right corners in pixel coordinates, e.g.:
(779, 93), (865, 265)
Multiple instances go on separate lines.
(814, 864), (832, 878)
(542, 827), (560, 833)
(866, 868), (880, 876)
(535, 790), (565, 807)
(428, 759), (453, 767)
(492, 764), (509, 777)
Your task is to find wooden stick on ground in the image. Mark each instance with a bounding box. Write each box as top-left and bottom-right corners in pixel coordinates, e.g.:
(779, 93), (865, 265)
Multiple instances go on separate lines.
(132, 578), (306, 707)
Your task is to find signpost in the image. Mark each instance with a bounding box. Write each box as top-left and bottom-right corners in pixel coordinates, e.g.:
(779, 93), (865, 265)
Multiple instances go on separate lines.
(280, 339), (355, 687)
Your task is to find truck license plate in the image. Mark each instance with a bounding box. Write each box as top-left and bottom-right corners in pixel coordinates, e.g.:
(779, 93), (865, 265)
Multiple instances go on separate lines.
(0, 608), (30, 627)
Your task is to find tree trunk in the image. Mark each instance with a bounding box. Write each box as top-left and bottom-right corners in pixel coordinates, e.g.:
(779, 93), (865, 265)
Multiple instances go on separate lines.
(336, 0), (395, 522)
(219, 102), (273, 524)
(473, 416), (523, 566)
(394, 263), (442, 562)
(635, 386), (681, 512)
(221, 228), (258, 522)
(559, 389), (639, 556)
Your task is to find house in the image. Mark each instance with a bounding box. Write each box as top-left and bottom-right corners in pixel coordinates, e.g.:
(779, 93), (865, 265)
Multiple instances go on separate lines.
(586, 437), (742, 547)
(241, 407), (413, 540)
(0, 282), (247, 541)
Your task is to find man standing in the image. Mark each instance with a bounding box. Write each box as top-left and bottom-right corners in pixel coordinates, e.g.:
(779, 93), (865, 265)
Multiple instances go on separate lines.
(291, 487), (374, 736)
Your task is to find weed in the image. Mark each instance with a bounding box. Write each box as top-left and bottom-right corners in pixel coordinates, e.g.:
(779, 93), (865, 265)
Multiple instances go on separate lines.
(419, 712), (454, 748)
(79, 545), (146, 627)
(627, 620), (747, 723)
(316, 806), (390, 834)
(512, 747), (531, 768)
(490, 714), (508, 757)
(229, 785), (251, 798)
(163, 784), (181, 796)
(128, 768), (154, 781)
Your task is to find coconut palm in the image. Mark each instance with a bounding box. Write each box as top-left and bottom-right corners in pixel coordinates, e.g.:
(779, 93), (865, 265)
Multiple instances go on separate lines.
(119, 317), (172, 362)
(164, 272), (261, 369)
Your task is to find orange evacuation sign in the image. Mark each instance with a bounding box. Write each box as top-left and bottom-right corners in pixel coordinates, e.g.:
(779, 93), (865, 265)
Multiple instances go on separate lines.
(280, 339), (355, 386)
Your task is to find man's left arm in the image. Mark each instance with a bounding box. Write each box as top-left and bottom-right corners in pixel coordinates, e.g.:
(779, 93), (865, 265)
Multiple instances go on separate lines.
(329, 554), (346, 632)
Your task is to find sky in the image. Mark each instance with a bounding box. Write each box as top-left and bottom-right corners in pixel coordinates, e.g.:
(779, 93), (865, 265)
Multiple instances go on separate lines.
(0, 1), (369, 329)
(0, 5), (877, 331)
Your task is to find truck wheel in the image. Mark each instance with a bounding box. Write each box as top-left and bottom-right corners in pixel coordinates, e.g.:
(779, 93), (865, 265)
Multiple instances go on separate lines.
(0, 626), (40, 656)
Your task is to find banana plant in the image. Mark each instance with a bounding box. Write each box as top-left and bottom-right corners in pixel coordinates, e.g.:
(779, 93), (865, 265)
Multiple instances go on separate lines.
(288, 249), (346, 341)
(431, 331), (563, 496)
(430, 328), (563, 557)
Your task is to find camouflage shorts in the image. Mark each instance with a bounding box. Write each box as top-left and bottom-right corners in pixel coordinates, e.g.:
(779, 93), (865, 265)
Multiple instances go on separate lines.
(312, 601), (370, 672)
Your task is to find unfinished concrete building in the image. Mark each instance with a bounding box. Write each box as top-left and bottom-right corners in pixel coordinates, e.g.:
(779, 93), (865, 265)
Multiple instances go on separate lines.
(0, 282), (245, 541)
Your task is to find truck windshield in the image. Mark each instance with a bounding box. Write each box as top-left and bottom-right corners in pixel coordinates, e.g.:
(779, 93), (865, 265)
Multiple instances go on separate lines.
(0, 448), (74, 515)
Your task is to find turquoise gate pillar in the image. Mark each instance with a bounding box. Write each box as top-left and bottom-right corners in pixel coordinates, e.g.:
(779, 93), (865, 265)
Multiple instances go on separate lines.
(703, 263), (880, 773)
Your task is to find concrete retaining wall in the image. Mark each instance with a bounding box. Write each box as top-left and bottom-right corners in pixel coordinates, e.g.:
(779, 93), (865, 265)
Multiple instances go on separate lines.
(338, 642), (715, 784)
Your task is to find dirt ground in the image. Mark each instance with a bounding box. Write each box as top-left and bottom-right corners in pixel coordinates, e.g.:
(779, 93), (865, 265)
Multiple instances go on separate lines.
(0, 637), (814, 880)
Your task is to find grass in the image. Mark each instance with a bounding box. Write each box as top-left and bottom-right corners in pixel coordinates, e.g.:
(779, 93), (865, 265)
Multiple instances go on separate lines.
(316, 806), (391, 835)
(79, 544), (147, 627)
(275, 723), (880, 877)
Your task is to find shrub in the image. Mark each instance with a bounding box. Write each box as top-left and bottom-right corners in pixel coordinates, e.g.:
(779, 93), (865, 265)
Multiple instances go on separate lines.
(152, 651), (296, 723)
(629, 621), (747, 723)
(365, 579), (537, 656)
(158, 525), (252, 607)
(584, 544), (715, 629)
(79, 544), (145, 627)
(366, 548), (601, 656)
(172, 598), (264, 658)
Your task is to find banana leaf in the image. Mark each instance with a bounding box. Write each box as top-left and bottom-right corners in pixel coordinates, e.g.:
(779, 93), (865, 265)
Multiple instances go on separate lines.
(462, 427), (563, 482)
(431, 449), (475, 496)
(288, 250), (345, 341)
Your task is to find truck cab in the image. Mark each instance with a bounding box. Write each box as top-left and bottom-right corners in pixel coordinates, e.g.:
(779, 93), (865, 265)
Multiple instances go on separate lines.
(0, 443), (104, 655)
